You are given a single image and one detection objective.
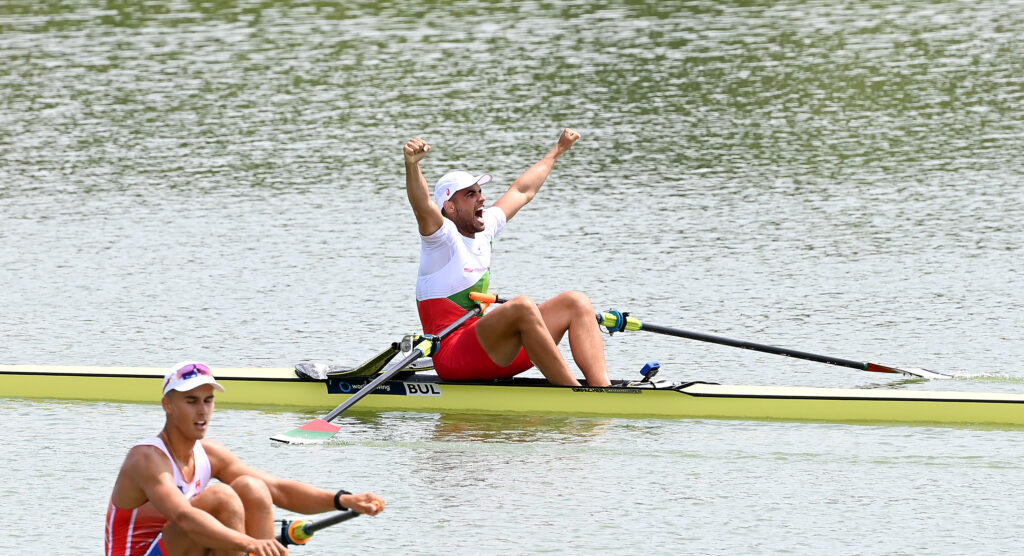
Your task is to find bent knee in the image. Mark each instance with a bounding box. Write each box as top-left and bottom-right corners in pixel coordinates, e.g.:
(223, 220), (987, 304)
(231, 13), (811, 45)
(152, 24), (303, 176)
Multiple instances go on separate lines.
(193, 483), (245, 524)
(230, 475), (273, 506)
(202, 482), (243, 505)
(506, 296), (542, 319)
(553, 291), (594, 312)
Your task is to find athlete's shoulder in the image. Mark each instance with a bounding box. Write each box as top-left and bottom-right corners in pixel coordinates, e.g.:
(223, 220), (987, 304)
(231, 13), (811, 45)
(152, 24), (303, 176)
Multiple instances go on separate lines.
(125, 442), (166, 464)
(424, 215), (457, 236)
(198, 438), (230, 458)
(118, 443), (172, 487)
(483, 205), (507, 233)
(200, 438), (241, 470)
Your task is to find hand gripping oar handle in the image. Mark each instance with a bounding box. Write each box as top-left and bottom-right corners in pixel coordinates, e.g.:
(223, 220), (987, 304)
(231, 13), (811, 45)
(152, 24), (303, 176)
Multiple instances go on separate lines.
(597, 311), (951, 379)
(277, 509), (360, 546)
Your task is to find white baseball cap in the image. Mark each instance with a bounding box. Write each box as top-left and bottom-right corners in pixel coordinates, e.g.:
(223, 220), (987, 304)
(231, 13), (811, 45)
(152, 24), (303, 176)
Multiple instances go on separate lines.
(162, 361), (225, 396)
(434, 171), (492, 208)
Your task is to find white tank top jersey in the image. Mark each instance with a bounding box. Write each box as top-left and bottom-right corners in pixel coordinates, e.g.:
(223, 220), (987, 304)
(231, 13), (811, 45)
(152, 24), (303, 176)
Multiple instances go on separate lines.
(104, 437), (213, 556)
(416, 206), (507, 302)
(137, 436), (213, 499)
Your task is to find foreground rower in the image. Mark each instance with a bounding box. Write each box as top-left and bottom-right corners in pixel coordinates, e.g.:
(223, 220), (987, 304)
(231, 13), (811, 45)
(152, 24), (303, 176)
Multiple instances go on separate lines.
(404, 129), (611, 387)
(106, 361), (385, 556)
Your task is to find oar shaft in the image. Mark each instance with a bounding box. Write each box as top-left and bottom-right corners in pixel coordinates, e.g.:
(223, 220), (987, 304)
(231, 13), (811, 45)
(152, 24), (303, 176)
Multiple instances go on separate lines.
(473, 293), (918, 377)
(322, 345), (426, 421)
(322, 305), (482, 422)
(436, 304), (484, 337)
(637, 322), (872, 372)
(304, 509), (360, 534)
(277, 510), (360, 545)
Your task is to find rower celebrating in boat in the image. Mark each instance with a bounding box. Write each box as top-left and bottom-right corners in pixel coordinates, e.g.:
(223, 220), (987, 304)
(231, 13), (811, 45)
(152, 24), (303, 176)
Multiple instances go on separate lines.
(403, 129), (611, 387)
(105, 362), (385, 556)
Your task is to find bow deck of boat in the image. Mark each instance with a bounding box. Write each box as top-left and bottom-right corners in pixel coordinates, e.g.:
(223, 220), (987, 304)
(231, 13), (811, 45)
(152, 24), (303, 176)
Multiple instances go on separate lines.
(3, 364), (1024, 428)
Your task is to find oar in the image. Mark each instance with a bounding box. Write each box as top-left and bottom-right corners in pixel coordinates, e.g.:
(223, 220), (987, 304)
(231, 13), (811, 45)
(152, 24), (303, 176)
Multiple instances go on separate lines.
(468, 292), (951, 380)
(271, 304), (483, 444)
(277, 509), (360, 547)
(598, 309), (952, 379)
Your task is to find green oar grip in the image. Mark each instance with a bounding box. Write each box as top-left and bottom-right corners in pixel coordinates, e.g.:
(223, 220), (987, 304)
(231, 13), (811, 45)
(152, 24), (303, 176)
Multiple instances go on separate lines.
(598, 311), (642, 333)
(281, 519), (313, 545)
(413, 337), (435, 358)
(277, 509), (361, 546)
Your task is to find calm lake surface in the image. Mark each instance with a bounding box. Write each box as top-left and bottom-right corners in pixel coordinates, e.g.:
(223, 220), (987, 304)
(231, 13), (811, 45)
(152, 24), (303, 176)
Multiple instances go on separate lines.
(2, 0), (1023, 554)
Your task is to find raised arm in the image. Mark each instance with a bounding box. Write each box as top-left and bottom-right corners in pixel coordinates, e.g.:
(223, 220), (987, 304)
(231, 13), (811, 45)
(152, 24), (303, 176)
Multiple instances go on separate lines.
(493, 128), (580, 221)
(207, 440), (385, 516)
(404, 137), (444, 236)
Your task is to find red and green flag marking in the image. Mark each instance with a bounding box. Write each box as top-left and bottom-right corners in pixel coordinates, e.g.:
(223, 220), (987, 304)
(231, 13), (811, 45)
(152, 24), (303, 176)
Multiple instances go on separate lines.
(270, 418), (341, 444)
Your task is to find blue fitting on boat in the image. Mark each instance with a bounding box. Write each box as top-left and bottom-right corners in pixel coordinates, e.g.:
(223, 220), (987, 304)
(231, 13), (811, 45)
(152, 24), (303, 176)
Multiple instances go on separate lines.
(640, 361), (661, 382)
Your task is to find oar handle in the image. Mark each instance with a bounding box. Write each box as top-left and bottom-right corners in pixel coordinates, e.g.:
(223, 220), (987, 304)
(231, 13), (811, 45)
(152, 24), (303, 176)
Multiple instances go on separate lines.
(469, 291), (508, 305)
(304, 508), (360, 534)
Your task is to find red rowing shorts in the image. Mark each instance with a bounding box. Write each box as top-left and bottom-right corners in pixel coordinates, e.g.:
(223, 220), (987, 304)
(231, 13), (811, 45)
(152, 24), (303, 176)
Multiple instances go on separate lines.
(419, 298), (534, 381)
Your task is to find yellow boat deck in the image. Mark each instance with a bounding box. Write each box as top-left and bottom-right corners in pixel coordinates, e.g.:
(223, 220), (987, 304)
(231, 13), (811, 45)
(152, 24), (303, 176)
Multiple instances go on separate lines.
(4, 365), (1024, 427)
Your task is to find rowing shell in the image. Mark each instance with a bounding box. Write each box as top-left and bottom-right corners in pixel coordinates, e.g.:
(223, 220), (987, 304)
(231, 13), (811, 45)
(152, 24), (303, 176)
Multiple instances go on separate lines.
(2, 364), (1023, 428)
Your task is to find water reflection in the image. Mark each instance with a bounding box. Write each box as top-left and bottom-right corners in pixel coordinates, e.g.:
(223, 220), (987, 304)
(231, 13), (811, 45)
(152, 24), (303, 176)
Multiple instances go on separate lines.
(329, 411), (614, 445)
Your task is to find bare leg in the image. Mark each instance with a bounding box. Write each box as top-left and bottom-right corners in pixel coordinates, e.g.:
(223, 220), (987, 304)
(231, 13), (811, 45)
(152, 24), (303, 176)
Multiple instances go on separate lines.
(229, 475), (275, 540)
(538, 291), (611, 387)
(160, 483), (246, 556)
(476, 296), (581, 386)
(475, 293), (612, 387)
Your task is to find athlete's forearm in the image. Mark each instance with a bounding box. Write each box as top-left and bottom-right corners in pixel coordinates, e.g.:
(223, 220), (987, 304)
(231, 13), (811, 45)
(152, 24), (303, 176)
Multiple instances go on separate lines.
(405, 160), (443, 235)
(269, 479), (385, 516)
(402, 137), (441, 232)
(503, 130), (578, 210)
(405, 160), (433, 213)
(268, 478), (336, 514)
(494, 147), (561, 220)
(172, 506), (259, 552)
(509, 149), (560, 199)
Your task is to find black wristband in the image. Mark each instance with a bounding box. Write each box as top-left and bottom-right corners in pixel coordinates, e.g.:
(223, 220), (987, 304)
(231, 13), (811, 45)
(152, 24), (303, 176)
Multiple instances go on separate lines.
(334, 489), (352, 511)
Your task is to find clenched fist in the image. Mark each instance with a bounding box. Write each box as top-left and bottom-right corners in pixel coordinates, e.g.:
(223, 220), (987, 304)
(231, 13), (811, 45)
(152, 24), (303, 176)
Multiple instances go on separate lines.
(404, 137), (431, 166)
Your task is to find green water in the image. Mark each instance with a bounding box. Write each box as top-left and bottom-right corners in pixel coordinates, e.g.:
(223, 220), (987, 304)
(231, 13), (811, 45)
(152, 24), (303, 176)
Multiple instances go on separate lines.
(2, 0), (1024, 553)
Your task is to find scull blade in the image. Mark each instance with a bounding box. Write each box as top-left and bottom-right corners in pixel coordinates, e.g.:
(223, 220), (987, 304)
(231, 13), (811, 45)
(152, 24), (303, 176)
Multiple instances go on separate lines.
(270, 418), (341, 444)
(896, 367), (954, 380)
